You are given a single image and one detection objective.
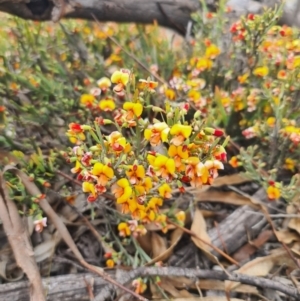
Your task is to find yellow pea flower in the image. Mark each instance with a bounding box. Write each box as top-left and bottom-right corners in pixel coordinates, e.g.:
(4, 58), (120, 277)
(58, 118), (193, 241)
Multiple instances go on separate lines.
(147, 210), (156, 221)
(186, 78), (206, 89)
(107, 131), (131, 153)
(82, 182), (97, 202)
(139, 79), (158, 91)
(154, 155), (176, 179)
(97, 77), (111, 90)
(111, 70), (130, 86)
(106, 259), (115, 268)
(238, 73), (249, 84)
(267, 185), (280, 200)
(196, 57), (213, 71)
(187, 89), (201, 103)
(80, 94), (95, 107)
(292, 56), (300, 69)
(185, 158), (210, 187)
(168, 145), (189, 171)
(144, 122), (169, 146)
(266, 117), (276, 127)
(158, 183), (172, 199)
(111, 69), (130, 95)
(168, 145), (189, 159)
(99, 99), (116, 111)
(175, 211), (186, 223)
(71, 161), (82, 174)
(126, 165), (145, 184)
(92, 162), (114, 186)
(229, 156), (239, 168)
(147, 153), (156, 166)
(195, 163), (210, 186)
(147, 197), (163, 212)
(205, 44), (220, 59)
(112, 178), (132, 204)
(170, 124), (192, 146)
(132, 278), (147, 294)
(82, 182), (95, 195)
(284, 158), (296, 172)
(118, 222), (131, 237)
(277, 70), (287, 80)
(165, 88), (176, 100)
(253, 66), (269, 77)
(123, 102), (143, 118)
(142, 177), (153, 192)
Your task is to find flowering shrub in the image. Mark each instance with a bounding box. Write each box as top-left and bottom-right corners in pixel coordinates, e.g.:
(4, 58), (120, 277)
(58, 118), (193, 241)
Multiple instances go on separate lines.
(65, 69), (228, 234)
(1, 6), (299, 234)
(1, 6), (300, 296)
(149, 6), (300, 202)
(223, 9), (300, 200)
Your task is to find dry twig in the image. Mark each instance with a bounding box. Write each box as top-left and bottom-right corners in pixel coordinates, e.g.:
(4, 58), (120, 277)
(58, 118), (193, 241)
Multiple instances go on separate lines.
(127, 266), (300, 299)
(0, 172), (45, 301)
(167, 219), (239, 266)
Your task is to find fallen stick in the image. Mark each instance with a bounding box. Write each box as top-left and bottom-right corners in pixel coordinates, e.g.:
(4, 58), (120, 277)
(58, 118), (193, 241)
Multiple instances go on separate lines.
(169, 188), (271, 266)
(0, 267), (299, 300)
(208, 188), (271, 256)
(133, 267), (300, 299)
(0, 273), (109, 301)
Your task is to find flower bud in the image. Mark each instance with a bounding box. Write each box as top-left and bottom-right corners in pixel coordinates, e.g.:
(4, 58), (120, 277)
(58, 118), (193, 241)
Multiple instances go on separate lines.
(28, 173), (35, 181)
(90, 145), (101, 151)
(166, 112), (174, 119)
(204, 127), (224, 137)
(104, 252), (112, 259)
(103, 119), (113, 125)
(181, 103), (190, 113)
(37, 178), (51, 187)
(152, 106), (165, 113)
(155, 275), (162, 285)
(81, 125), (92, 131)
(175, 211), (186, 223)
